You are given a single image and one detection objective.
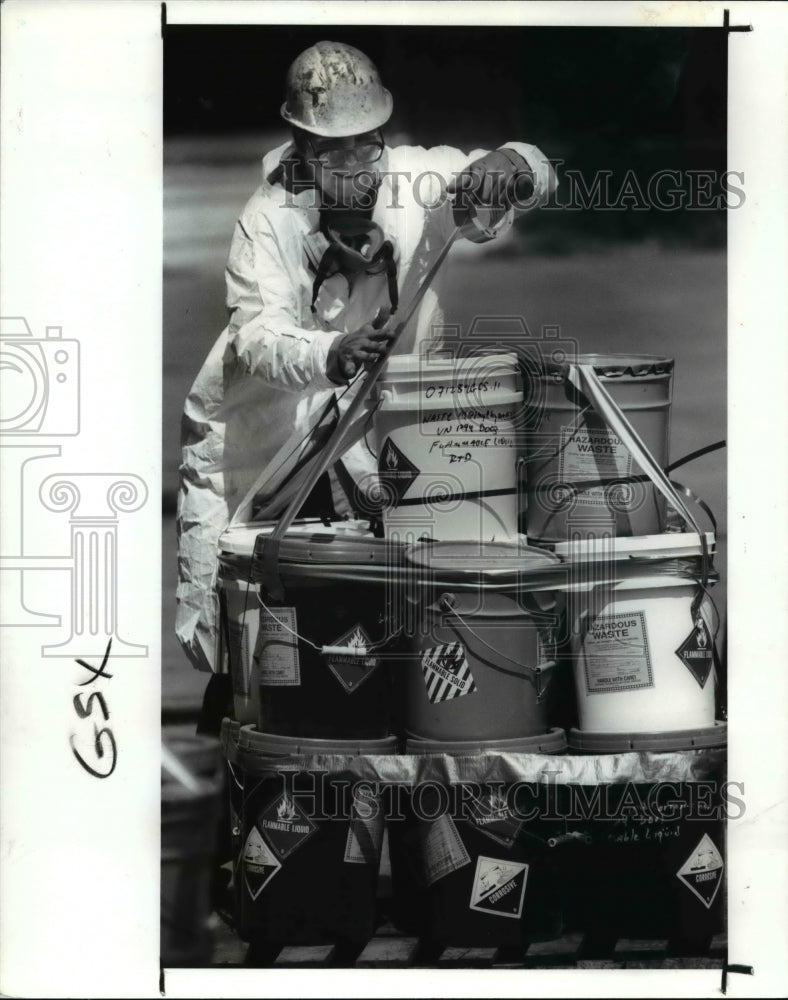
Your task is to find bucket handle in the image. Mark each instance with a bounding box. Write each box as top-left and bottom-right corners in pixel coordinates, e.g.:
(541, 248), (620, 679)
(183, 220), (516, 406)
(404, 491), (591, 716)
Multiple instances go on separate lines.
(438, 593), (556, 701)
(255, 591), (395, 659)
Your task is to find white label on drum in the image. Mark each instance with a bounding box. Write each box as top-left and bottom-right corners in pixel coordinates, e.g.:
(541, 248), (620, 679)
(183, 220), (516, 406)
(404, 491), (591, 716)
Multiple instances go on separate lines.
(558, 425), (633, 505)
(420, 814), (471, 886)
(254, 606), (301, 687)
(583, 610), (654, 693)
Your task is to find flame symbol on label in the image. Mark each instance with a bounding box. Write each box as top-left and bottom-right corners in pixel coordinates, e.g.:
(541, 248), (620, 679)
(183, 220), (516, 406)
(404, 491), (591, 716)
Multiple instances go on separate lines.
(277, 794), (297, 823)
(436, 645), (465, 675)
(348, 627), (365, 648)
(385, 443), (399, 471)
(488, 793), (508, 814)
(696, 619), (708, 649)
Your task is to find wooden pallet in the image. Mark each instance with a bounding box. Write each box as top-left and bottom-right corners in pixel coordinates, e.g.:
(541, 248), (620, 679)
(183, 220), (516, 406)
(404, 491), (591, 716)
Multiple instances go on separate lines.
(209, 916), (727, 970)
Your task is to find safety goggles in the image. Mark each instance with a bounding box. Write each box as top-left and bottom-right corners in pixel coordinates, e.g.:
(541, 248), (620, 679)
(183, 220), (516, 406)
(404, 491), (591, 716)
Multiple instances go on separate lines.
(309, 134), (385, 170)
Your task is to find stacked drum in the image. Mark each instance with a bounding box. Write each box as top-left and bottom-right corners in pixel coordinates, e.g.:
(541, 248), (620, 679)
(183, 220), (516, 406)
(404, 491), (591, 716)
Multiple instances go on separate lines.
(213, 347), (726, 953)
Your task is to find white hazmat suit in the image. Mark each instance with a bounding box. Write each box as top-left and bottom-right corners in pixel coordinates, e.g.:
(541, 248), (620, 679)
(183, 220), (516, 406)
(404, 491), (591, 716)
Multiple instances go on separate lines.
(176, 138), (556, 673)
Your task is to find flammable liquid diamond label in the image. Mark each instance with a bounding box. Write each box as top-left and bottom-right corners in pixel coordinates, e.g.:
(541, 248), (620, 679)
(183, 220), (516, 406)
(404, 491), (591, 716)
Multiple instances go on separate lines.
(675, 617), (715, 688)
(326, 623), (380, 694)
(257, 791), (317, 859)
(242, 826), (281, 900)
(467, 791), (523, 846)
(676, 833), (724, 909)
(469, 856), (529, 919)
(378, 436), (420, 505)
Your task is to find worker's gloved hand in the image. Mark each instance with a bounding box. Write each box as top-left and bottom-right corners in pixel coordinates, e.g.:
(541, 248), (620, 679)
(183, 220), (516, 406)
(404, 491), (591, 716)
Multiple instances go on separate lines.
(447, 149), (535, 227)
(326, 308), (394, 384)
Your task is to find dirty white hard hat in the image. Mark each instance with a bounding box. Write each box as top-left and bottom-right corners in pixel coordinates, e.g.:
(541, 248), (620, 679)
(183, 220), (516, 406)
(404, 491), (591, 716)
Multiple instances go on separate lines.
(280, 40), (394, 138)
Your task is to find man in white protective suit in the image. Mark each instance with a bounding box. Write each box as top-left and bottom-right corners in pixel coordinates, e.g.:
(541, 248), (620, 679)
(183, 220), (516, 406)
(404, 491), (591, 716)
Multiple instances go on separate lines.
(175, 40), (558, 712)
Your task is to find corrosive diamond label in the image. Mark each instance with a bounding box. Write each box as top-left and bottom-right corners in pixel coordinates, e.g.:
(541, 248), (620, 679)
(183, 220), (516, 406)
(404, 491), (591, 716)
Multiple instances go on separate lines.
(257, 791), (317, 860)
(378, 436), (420, 505)
(325, 624), (380, 694)
(242, 826), (281, 900)
(676, 833), (724, 909)
(469, 856), (529, 919)
(421, 642), (477, 703)
(675, 617), (715, 688)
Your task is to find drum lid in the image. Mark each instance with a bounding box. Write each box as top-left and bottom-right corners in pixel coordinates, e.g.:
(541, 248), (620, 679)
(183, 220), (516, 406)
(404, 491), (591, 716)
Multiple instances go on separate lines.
(538, 353), (673, 378)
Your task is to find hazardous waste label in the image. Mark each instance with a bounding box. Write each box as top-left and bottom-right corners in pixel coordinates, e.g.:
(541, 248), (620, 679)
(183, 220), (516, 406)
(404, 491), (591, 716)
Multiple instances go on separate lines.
(242, 826), (281, 900)
(558, 424), (633, 505)
(421, 642), (477, 703)
(420, 814), (471, 886)
(326, 624), (380, 694)
(583, 610), (654, 693)
(675, 617), (715, 688)
(254, 606), (301, 687)
(378, 436), (420, 505)
(469, 856), (529, 919)
(676, 833), (724, 908)
(257, 791), (317, 859)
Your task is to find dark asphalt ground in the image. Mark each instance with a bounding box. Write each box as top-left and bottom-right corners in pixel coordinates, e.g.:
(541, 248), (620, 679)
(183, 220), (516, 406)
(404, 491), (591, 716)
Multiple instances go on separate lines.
(162, 134), (726, 714)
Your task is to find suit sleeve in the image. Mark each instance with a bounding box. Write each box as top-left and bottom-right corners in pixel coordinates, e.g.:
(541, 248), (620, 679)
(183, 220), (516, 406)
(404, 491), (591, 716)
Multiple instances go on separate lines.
(223, 208), (344, 393)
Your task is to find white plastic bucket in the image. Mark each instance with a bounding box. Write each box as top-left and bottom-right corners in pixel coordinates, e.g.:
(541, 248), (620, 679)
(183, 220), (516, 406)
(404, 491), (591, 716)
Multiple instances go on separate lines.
(558, 532), (719, 733)
(371, 352), (522, 540)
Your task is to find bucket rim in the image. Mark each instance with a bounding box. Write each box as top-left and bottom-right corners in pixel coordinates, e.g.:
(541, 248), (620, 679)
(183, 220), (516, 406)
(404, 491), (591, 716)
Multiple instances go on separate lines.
(237, 725), (399, 756)
(380, 351), (520, 379)
(405, 539), (561, 576)
(550, 530), (716, 562)
(535, 353), (674, 377)
(567, 722), (727, 752)
(405, 727), (567, 755)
